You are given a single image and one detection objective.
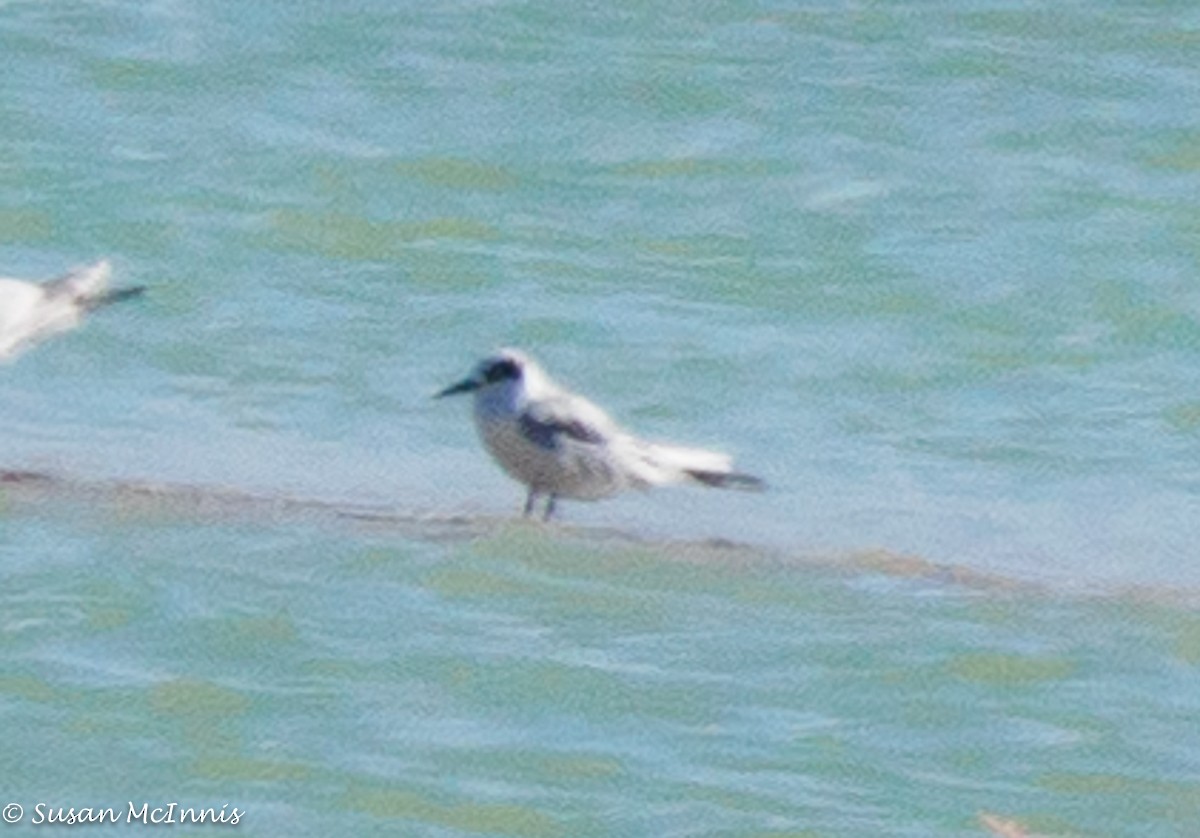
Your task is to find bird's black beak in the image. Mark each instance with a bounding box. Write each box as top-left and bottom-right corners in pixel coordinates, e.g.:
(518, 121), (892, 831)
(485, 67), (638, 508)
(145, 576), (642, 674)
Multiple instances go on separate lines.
(435, 378), (479, 398)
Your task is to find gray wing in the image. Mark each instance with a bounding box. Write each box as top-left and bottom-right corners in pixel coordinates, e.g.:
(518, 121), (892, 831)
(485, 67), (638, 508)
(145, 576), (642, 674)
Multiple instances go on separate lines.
(519, 394), (618, 451)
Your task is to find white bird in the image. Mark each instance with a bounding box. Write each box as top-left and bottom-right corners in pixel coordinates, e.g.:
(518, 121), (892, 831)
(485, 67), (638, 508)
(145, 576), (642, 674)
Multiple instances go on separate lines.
(436, 348), (764, 519)
(0, 260), (144, 360)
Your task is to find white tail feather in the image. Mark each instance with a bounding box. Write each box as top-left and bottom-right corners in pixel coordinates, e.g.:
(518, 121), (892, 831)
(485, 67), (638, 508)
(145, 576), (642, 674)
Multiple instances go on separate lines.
(623, 441), (729, 486)
(48, 260), (112, 302)
(634, 442), (764, 491)
(647, 443), (732, 476)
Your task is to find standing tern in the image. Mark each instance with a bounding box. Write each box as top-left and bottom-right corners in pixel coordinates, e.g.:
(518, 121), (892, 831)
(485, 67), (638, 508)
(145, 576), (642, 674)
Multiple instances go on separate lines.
(436, 348), (764, 520)
(0, 260), (145, 360)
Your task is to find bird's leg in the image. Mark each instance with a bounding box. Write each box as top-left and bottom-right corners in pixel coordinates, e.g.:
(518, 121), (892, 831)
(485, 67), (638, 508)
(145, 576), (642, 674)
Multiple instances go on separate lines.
(523, 489), (539, 518)
(543, 494), (558, 521)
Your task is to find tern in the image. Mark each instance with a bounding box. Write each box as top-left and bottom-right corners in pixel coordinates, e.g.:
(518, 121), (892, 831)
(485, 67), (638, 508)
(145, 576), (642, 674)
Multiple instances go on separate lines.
(0, 260), (145, 360)
(436, 348), (764, 519)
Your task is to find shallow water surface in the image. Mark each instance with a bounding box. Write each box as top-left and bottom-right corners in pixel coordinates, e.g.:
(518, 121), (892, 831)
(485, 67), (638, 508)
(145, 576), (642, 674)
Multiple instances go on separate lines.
(0, 482), (1195, 835)
(2, 485), (1200, 837)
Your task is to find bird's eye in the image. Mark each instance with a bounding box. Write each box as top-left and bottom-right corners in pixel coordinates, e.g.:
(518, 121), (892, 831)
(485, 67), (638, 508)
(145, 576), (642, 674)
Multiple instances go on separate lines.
(484, 359), (521, 383)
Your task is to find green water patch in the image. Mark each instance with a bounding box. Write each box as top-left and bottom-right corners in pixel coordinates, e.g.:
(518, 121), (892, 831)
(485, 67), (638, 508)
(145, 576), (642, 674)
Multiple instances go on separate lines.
(458, 524), (779, 599)
(84, 603), (135, 632)
(522, 257), (615, 284)
(670, 257), (914, 321)
(60, 691), (160, 739)
(424, 564), (540, 601)
(184, 613), (301, 659)
(1172, 623), (1200, 667)
(510, 315), (615, 346)
(946, 652), (1076, 686)
(0, 673), (59, 703)
(392, 157), (521, 191)
(769, 7), (903, 44)
(1144, 132), (1200, 172)
(1147, 26), (1200, 52)
(340, 784), (563, 837)
(149, 678), (253, 720)
(301, 657), (390, 684)
(401, 249), (495, 291)
(1163, 401), (1200, 434)
(1, 571), (151, 646)
(621, 74), (737, 118)
(957, 9), (1120, 43)
(86, 57), (197, 93)
(92, 218), (180, 257)
(413, 652), (716, 726)
(149, 682), (248, 760)
(76, 577), (150, 631)
(342, 545), (424, 579)
(1091, 279), (1200, 352)
(630, 232), (755, 263)
(434, 529), (858, 641)
(921, 50), (1014, 81)
(261, 210), (500, 262)
(1036, 773), (1200, 826)
(190, 755), (313, 783)
(1129, 605), (1200, 667)
(658, 780), (819, 830)
(608, 158), (779, 181)
(428, 747), (625, 789)
(0, 207), (53, 243)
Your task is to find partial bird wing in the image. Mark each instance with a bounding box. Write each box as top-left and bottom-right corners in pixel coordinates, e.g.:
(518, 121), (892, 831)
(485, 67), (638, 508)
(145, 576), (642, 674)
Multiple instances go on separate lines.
(519, 393), (619, 451)
(41, 260), (111, 302)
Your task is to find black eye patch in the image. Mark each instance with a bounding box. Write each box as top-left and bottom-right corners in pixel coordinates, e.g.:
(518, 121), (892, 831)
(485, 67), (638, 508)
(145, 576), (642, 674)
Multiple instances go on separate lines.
(484, 359), (521, 383)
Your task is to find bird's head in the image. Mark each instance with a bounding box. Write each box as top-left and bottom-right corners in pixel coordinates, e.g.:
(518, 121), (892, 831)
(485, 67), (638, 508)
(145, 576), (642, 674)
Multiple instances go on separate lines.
(435, 348), (540, 399)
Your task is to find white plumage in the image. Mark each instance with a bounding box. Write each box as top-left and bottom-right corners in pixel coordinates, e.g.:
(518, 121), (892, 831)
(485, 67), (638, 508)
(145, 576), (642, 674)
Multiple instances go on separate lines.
(0, 260), (144, 360)
(437, 348), (764, 519)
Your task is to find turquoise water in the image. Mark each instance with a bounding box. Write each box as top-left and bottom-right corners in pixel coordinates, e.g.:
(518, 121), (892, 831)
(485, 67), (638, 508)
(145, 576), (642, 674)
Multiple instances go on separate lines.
(2, 1), (1199, 834)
